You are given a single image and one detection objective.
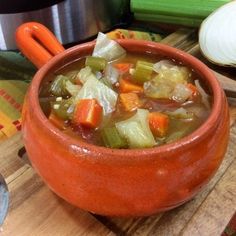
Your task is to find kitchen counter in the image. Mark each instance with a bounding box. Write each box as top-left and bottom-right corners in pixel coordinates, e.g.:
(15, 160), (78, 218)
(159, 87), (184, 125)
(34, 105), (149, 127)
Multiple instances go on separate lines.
(0, 29), (236, 236)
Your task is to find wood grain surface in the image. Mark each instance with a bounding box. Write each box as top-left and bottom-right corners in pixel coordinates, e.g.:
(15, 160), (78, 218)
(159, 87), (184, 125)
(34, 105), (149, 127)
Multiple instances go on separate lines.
(0, 29), (236, 236)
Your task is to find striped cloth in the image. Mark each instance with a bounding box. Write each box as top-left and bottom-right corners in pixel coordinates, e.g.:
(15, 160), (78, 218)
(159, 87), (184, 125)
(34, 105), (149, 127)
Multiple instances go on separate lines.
(0, 29), (162, 141)
(0, 80), (28, 140)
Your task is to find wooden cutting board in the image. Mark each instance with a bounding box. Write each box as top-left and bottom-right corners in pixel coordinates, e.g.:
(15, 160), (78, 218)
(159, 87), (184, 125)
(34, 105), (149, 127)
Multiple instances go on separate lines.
(0, 29), (236, 236)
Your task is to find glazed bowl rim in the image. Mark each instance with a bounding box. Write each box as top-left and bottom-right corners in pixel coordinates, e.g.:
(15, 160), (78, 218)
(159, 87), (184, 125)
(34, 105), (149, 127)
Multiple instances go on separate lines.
(28, 39), (223, 161)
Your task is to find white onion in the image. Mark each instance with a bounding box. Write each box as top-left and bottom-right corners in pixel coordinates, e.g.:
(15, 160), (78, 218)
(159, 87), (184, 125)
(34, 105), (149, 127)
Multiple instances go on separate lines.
(199, 1), (236, 66)
(153, 60), (175, 73)
(104, 64), (119, 85)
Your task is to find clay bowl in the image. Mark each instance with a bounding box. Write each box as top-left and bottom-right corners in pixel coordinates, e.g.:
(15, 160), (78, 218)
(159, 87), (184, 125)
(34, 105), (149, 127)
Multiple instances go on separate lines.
(16, 22), (230, 217)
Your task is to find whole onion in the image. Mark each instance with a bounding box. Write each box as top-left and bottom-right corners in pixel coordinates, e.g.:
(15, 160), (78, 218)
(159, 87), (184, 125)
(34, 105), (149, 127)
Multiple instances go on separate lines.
(199, 1), (236, 67)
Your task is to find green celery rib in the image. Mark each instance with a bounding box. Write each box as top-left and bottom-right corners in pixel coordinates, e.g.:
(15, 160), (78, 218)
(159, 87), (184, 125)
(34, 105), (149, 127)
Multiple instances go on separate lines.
(134, 13), (203, 27)
(134, 61), (153, 83)
(85, 56), (107, 71)
(131, 0), (230, 19)
(101, 127), (127, 149)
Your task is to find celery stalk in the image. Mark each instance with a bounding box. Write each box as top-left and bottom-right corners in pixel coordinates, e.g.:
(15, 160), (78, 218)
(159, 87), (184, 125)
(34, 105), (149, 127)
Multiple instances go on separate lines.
(133, 61), (153, 83)
(131, 0), (230, 19)
(101, 127), (127, 148)
(134, 13), (202, 27)
(85, 56), (107, 71)
(51, 98), (74, 120)
(50, 75), (73, 97)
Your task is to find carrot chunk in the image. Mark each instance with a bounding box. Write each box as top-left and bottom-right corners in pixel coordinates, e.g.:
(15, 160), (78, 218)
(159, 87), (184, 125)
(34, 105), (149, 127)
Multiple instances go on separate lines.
(148, 112), (169, 137)
(119, 78), (144, 93)
(73, 99), (103, 128)
(49, 112), (65, 129)
(113, 63), (133, 74)
(119, 93), (141, 111)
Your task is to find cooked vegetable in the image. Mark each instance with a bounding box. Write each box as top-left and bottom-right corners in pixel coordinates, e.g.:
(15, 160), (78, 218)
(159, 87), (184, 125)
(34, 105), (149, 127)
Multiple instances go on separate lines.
(171, 83), (192, 103)
(119, 93), (141, 111)
(167, 108), (194, 120)
(40, 40), (211, 149)
(85, 56), (107, 71)
(144, 65), (191, 99)
(51, 98), (74, 120)
(73, 99), (103, 128)
(50, 75), (70, 97)
(65, 80), (81, 96)
(78, 66), (97, 84)
(101, 127), (127, 148)
(133, 60), (153, 83)
(104, 64), (119, 85)
(119, 78), (144, 93)
(113, 63), (133, 74)
(199, 1), (236, 67)
(116, 109), (156, 148)
(148, 112), (169, 137)
(64, 70), (80, 81)
(153, 60), (175, 73)
(75, 76), (118, 115)
(92, 32), (126, 61)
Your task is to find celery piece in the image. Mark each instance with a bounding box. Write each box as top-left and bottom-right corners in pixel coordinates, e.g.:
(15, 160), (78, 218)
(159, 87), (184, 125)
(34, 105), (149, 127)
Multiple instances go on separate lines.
(51, 98), (74, 120)
(78, 66), (97, 84)
(101, 127), (127, 148)
(85, 56), (107, 72)
(133, 61), (153, 83)
(65, 70), (80, 81)
(167, 108), (194, 120)
(65, 80), (81, 96)
(116, 109), (156, 148)
(50, 75), (70, 97)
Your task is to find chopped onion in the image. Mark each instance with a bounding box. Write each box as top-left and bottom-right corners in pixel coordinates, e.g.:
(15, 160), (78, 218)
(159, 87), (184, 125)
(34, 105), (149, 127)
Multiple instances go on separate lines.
(92, 32), (126, 61)
(104, 64), (119, 85)
(167, 108), (194, 120)
(171, 84), (192, 103)
(153, 60), (175, 73)
(199, 1), (236, 66)
(75, 76), (118, 115)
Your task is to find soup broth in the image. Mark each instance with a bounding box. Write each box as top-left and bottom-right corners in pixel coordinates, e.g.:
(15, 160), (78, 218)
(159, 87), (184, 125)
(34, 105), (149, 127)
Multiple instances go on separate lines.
(39, 52), (211, 149)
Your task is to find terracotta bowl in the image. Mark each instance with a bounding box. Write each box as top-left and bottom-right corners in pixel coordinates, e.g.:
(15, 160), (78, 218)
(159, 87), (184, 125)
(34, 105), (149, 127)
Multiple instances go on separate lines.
(16, 22), (230, 217)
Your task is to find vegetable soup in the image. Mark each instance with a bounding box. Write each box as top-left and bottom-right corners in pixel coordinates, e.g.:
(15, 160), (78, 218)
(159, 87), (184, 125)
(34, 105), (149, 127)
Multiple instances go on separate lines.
(39, 33), (211, 149)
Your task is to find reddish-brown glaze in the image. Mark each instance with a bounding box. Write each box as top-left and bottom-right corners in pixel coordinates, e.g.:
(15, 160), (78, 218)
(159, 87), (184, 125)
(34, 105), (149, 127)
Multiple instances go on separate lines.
(17, 25), (230, 216)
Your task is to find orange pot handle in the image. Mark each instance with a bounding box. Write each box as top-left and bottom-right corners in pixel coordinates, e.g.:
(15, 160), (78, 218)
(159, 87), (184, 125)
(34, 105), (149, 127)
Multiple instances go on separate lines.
(15, 22), (65, 69)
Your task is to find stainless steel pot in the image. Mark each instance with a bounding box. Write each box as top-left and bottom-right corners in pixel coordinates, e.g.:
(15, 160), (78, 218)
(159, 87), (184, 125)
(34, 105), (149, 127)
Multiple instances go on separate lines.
(0, 0), (130, 50)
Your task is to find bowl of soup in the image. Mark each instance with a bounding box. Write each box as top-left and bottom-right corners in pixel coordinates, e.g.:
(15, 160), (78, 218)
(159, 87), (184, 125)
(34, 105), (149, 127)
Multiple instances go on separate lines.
(16, 22), (230, 217)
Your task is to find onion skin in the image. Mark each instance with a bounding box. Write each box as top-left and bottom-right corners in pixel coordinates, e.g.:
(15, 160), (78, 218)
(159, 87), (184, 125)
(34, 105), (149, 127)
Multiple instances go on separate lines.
(199, 1), (236, 67)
